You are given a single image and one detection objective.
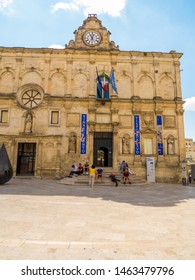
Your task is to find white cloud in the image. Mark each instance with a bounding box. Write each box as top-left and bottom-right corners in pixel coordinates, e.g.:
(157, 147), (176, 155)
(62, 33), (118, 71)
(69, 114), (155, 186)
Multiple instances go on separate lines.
(184, 97), (195, 111)
(48, 44), (65, 49)
(0, 0), (13, 14)
(51, 0), (126, 17)
(51, 2), (79, 13)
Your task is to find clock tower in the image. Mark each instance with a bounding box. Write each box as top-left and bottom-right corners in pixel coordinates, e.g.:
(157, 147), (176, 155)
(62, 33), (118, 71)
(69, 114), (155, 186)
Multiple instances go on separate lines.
(65, 14), (119, 50)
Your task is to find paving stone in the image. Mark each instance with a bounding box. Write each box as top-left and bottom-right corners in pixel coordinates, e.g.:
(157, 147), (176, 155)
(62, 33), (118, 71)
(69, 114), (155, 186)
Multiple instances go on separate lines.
(0, 178), (195, 259)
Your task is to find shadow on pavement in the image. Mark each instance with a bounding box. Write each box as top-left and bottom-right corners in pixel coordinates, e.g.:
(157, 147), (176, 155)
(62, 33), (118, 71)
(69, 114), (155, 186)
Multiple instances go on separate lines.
(0, 178), (195, 207)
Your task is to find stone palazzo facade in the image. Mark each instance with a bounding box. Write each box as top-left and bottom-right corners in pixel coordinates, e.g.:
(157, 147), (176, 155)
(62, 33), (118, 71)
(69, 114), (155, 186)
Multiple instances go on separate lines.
(0, 15), (185, 182)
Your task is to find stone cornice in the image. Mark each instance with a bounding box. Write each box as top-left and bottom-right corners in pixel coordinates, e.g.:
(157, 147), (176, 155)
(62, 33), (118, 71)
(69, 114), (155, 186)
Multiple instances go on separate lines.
(0, 47), (183, 59)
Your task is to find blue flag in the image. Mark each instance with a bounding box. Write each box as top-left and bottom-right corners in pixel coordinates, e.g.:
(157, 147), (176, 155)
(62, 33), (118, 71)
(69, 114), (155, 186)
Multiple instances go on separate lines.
(109, 68), (118, 94)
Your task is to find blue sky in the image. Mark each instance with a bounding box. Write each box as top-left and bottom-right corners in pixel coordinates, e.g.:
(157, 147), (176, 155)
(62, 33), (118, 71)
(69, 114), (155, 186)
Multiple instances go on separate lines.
(0, 0), (195, 140)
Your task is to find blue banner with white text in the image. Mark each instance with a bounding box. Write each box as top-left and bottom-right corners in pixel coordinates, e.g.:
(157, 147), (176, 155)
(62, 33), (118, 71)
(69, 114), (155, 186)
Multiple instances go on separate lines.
(80, 114), (87, 154)
(157, 115), (163, 155)
(134, 115), (140, 155)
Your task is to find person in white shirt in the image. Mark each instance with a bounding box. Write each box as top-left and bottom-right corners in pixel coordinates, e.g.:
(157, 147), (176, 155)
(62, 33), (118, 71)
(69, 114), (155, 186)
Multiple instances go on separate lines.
(69, 165), (78, 177)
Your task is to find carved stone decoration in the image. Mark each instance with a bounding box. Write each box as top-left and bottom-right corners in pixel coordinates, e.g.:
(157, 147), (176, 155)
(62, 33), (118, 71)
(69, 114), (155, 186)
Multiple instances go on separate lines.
(24, 112), (33, 133)
(142, 113), (154, 128)
(65, 40), (76, 49)
(0, 144), (13, 185)
(167, 136), (175, 155)
(69, 133), (76, 153)
(17, 84), (44, 110)
(65, 14), (119, 50)
(109, 41), (119, 50)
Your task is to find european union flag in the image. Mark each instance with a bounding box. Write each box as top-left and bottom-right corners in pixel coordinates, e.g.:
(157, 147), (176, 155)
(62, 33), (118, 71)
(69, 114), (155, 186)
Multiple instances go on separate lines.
(109, 68), (118, 94)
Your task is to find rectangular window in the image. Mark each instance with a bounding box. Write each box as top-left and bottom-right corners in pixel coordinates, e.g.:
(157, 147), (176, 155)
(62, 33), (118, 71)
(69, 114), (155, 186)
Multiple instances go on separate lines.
(50, 111), (59, 125)
(144, 138), (153, 154)
(0, 110), (8, 123)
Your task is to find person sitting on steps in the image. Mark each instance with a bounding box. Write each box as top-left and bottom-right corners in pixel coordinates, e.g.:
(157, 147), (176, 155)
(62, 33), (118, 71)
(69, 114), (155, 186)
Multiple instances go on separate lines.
(110, 173), (120, 187)
(78, 163), (84, 175)
(69, 165), (78, 177)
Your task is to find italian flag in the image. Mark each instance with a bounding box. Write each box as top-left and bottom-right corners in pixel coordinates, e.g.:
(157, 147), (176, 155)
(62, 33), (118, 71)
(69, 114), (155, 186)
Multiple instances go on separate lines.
(103, 70), (109, 99)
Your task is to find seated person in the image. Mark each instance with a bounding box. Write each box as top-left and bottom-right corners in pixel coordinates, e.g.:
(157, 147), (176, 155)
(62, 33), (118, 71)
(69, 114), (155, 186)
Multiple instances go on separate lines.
(96, 167), (103, 182)
(78, 163), (84, 175)
(84, 162), (89, 174)
(110, 173), (120, 187)
(69, 165), (78, 177)
(123, 167), (131, 184)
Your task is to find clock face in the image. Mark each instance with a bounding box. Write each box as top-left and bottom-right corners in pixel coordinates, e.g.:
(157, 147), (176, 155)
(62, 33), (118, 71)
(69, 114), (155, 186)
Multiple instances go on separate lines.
(83, 31), (101, 46)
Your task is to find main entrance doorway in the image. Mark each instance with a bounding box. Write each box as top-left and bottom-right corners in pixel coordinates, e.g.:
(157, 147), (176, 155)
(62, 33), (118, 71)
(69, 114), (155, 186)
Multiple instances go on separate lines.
(94, 132), (113, 167)
(16, 143), (36, 176)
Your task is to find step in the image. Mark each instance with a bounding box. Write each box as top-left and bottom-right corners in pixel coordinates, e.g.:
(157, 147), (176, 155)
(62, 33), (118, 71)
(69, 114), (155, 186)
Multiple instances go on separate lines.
(60, 173), (147, 186)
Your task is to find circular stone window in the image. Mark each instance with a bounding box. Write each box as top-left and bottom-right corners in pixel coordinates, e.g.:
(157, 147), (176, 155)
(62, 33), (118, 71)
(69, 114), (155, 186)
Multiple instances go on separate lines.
(17, 84), (44, 109)
(22, 89), (42, 109)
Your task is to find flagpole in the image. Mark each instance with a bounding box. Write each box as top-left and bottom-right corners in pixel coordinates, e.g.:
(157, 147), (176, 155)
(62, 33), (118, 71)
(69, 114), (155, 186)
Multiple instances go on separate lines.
(96, 67), (103, 99)
(110, 67), (113, 97)
(103, 67), (106, 99)
(109, 67), (118, 96)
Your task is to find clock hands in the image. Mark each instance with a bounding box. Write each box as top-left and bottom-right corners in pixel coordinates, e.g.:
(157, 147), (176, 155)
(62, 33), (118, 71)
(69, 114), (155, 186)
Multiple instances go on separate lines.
(84, 31), (100, 45)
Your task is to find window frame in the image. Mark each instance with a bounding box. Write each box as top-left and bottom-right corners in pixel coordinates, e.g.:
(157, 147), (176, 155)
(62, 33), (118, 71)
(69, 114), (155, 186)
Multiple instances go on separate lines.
(0, 109), (9, 125)
(49, 110), (60, 126)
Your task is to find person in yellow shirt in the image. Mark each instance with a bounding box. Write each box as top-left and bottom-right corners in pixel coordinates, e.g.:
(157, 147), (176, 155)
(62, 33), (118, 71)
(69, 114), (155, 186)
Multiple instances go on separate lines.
(89, 164), (96, 188)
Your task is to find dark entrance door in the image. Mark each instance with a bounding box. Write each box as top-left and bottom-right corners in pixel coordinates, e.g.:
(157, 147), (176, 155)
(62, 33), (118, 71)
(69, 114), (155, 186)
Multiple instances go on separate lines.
(16, 143), (36, 176)
(94, 132), (113, 167)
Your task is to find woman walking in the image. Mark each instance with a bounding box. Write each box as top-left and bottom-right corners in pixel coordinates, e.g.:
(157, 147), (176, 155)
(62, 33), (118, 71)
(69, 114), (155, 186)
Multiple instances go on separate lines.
(89, 164), (96, 188)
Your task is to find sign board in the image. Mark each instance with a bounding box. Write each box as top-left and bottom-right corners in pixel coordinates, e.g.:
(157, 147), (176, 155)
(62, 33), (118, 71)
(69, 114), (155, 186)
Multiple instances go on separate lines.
(182, 163), (187, 178)
(157, 116), (164, 155)
(146, 157), (155, 183)
(134, 115), (140, 155)
(80, 114), (87, 154)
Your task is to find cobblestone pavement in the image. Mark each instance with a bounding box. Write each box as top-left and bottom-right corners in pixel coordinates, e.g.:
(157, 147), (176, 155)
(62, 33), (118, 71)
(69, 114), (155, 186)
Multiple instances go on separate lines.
(0, 178), (195, 260)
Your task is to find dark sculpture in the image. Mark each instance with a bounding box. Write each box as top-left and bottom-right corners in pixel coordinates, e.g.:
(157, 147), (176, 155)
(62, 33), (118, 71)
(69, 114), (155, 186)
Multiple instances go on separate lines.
(0, 143), (13, 184)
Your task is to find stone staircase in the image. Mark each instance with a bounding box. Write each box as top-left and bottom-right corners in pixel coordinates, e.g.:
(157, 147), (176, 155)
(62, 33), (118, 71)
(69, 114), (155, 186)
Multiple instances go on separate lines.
(60, 167), (147, 186)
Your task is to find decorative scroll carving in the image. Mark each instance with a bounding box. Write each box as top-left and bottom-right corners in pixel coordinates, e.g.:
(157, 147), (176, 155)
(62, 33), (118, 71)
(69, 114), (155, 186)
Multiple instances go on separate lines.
(142, 113), (154, 128)
(65, 40), (76, 49)
(109, 41), (119, 50)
